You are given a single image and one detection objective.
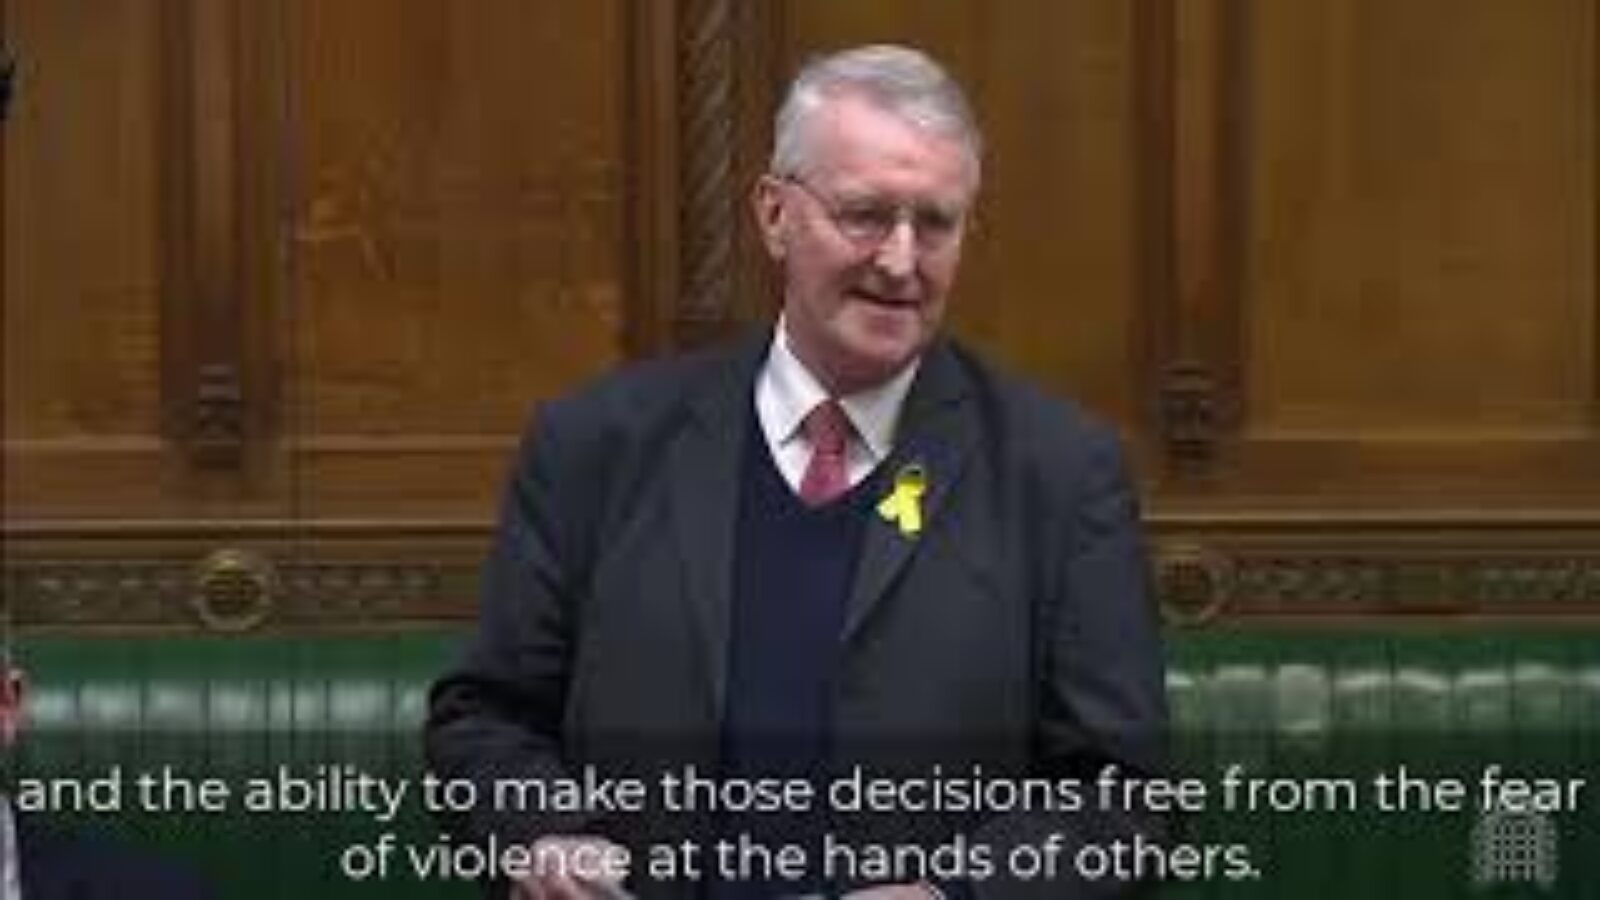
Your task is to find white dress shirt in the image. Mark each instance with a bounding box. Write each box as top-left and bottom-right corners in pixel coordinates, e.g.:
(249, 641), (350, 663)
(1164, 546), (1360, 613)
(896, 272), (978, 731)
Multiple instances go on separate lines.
(755, 317), (919, 495)
(0, 794), (19, 900)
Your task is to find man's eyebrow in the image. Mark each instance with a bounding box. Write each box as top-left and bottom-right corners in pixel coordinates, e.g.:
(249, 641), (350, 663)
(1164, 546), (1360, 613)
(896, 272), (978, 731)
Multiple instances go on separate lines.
(836, 191), (964, 212)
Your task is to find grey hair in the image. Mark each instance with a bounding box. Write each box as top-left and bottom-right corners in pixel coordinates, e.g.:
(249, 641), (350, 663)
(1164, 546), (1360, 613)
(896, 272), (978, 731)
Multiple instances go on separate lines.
(771, 44), (982, 187)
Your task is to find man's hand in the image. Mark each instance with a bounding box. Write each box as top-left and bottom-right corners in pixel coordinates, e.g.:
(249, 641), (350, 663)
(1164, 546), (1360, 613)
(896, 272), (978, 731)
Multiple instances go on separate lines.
(843, 883), (943, 900)
(511, 836), (633, 900)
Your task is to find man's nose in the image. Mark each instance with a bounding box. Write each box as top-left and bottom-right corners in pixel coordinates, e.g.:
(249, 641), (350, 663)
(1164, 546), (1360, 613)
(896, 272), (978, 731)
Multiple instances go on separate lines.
(873, 219), (917, 279)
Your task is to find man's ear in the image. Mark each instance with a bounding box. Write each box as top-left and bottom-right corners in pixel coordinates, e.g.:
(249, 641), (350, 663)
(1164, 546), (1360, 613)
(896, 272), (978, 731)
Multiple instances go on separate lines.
(751, 175), (788, 261)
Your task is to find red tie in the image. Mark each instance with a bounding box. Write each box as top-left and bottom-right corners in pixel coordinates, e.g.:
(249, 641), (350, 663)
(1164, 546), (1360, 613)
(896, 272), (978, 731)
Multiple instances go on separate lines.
(799, 400), (851, 506)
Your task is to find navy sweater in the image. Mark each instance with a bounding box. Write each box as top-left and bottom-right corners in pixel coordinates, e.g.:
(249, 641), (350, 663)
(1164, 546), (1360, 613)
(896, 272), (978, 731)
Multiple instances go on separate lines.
(714, 412), (879, 895)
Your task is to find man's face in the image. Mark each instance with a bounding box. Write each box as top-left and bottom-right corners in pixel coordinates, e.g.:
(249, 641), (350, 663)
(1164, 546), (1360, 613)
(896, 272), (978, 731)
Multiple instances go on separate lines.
(0, 668), (21, 749)
(755, 93), (976, 394)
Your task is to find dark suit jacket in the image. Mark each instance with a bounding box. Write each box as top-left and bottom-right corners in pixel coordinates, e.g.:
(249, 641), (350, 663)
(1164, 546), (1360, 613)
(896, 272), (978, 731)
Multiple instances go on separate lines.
(16, 814), (214, 900)
(426, 331), (1168, 897)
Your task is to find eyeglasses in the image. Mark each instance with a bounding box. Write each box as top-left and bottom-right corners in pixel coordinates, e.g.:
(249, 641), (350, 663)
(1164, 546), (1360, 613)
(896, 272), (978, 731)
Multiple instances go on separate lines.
(781, 175), (968, 252)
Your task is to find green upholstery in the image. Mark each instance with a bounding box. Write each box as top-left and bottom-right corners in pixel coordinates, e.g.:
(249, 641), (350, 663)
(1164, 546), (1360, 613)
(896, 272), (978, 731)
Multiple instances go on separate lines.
(12, 634), (448, 899)
(1164, 632), (1599, 899)
(9, 629), (1598, 898)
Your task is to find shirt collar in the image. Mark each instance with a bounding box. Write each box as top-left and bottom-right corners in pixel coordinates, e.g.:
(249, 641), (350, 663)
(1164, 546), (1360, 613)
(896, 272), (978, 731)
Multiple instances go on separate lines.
(759, 315), (919, 462)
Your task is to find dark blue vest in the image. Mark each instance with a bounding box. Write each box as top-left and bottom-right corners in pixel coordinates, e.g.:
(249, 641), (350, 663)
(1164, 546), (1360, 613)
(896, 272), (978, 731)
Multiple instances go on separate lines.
(713, 411), (880, 897)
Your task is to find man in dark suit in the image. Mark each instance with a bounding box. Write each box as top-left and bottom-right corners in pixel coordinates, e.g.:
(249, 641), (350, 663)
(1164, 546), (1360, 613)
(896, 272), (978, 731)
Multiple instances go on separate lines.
(2, 644), (215, 899)
(426, 44), (1167, 900)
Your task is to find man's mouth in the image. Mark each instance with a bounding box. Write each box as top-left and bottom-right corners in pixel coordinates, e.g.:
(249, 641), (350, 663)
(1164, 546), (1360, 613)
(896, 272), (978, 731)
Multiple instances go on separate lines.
(850, 288), (920, 309)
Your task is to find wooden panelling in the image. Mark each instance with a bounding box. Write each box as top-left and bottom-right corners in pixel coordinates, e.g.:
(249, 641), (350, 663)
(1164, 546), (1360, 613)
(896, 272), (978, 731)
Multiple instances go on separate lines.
(1199, 0), (1600, 504)
(5, 2), (1599, 629)
(280, 0), (627, 516)
(628, 0), (783, 350)
(1144, 0), (1247, 469)
(3, 1), (172, 513)
(1151, 510), (1600, 626)
(1246, 1), (1592, 435)
(3, 0), (293, 516)
(4, 519), (487, 634)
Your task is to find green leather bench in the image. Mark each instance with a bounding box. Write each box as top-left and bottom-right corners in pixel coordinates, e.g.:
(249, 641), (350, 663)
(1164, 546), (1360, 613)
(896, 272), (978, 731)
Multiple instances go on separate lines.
(10, 629), (1598, 898)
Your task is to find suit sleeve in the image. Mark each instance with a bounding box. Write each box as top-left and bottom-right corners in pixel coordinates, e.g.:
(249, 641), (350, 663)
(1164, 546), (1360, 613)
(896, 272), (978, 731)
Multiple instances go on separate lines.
(424, 402), (606, 849)
(1042, 427), (1167, 781)
(16, 816), (219, 900)
(974, 427), (1169, 900)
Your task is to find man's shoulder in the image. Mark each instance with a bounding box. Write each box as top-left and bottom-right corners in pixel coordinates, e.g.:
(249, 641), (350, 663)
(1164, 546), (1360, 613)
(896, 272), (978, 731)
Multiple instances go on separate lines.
(17, 814), (213, 899)
(587, 339), (746, 402)
(503, 332), (763, 479)
(943, 338), (1123, 455)
(533, 332), (758, 433)
(941, 341), (1140, 524)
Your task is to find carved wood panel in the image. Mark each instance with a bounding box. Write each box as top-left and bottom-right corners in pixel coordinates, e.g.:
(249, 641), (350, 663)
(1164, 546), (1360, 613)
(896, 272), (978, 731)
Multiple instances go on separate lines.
(1152, 0), (1600, 512)
(278, 0), (630, 518)
(3, 1), (175, 515)
(5, 2), (1599, 629)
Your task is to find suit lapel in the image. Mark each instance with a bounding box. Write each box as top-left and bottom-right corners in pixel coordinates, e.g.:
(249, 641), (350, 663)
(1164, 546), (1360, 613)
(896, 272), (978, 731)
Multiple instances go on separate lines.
(844, 341), (976, 641)
(665, 331), (768, 722)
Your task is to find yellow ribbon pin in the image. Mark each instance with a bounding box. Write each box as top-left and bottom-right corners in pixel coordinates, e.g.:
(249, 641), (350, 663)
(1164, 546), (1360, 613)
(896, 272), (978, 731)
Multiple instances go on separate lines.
(877, 464), (928, 538)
